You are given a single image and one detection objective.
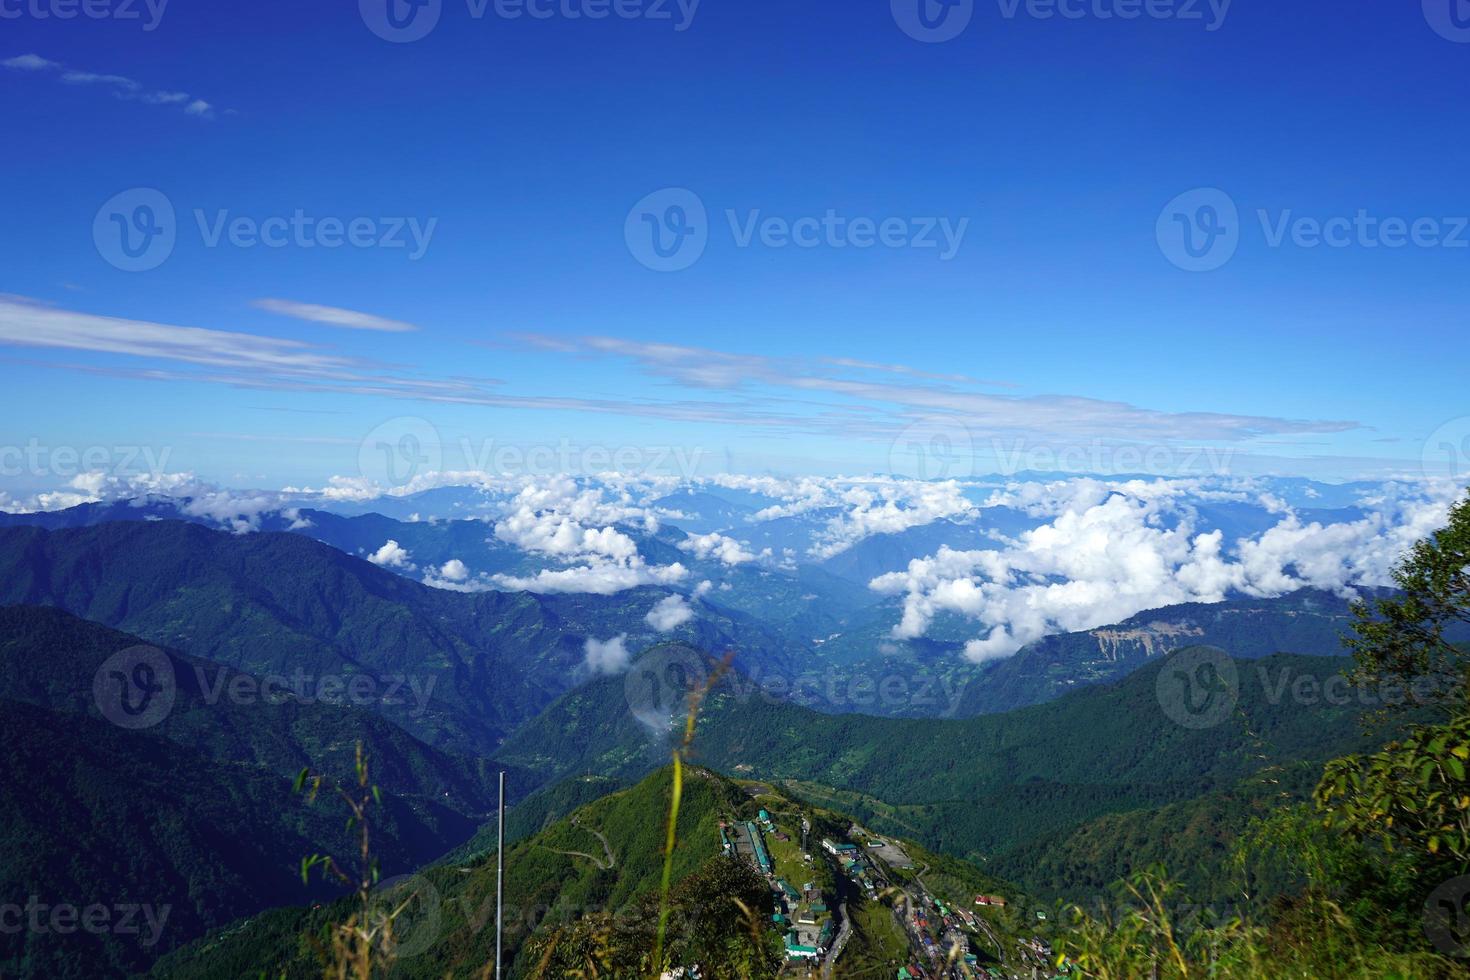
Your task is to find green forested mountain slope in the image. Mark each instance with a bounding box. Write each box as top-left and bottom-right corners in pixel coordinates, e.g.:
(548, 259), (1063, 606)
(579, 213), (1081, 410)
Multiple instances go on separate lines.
(495, 645), (1411, 870)
(152, 766), (1033, 980)
(0, 700), (426, 979)
(0, 522), (802, 754)
(0, 604), (511, 814)
(152, 767), (775, 979)
(987, 765), (1325, 908)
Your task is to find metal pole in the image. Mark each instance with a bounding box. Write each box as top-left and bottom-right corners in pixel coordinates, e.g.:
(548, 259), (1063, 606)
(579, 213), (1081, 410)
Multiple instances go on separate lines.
(496, 769), (505, 980)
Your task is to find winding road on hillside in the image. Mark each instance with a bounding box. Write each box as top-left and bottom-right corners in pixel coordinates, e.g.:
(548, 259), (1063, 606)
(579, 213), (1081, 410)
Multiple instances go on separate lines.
(537, 815), (616, 870)
(819, 900), (852, 979)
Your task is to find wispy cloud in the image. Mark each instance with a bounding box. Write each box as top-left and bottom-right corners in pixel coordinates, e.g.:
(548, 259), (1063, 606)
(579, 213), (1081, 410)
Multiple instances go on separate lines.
(253, 299), (419, 334)
(510, 333), (1363, 443)
(822, 356), (1012, 387)
(2, 54), (58, 71)
(0, 297), (1365, 452)
(0, 297), (359, 375)
(0, 297), (803, 427)
(4, 54), (228, 119)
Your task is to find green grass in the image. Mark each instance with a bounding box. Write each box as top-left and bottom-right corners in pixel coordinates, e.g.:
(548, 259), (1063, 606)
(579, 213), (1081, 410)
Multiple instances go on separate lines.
(839, 899), (911, 979)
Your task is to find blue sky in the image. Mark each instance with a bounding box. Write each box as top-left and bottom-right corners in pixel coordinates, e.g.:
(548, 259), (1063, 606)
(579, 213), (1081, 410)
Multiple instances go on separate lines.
(1, 0), (1468, 493)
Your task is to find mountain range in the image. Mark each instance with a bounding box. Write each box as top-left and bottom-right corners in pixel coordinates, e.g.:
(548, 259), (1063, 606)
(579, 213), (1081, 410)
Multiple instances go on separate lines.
(0, 485), (1447, 978)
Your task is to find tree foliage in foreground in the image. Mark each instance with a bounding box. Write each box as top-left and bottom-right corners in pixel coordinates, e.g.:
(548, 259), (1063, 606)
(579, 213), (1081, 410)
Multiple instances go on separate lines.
(1058, 492), (1470, 978)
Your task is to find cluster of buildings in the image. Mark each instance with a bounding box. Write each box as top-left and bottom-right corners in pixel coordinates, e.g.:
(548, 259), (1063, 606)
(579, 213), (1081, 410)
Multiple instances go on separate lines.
(722, 813), (835, 963)
(823, 837), (877, 898)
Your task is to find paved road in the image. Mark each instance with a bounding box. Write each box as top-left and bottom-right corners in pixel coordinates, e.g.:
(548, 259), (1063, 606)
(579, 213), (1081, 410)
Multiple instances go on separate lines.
(537, 815), (616, 870)
(820, 900), (852, 979)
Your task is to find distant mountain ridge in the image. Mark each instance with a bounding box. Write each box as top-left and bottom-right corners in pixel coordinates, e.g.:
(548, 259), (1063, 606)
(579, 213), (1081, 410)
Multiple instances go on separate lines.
(0, 497), (1402, 724)
(953, 588), (1379, 716)
(0, 521), (798, 755)
(494, 643), (1413, 871)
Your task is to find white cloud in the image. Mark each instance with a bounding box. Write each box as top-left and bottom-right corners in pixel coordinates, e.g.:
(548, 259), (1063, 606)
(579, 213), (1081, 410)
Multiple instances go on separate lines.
(492, 560), (687, 596)
(253, 299), (418, 333)
(496, 507), (639, 561)
(180, 489), (283, 534)
(679, 531), (758, 565)
(3, 54), (59, 70)
(645, 593), (694, 631)
(584, 634), (631, 675)
(61, 70), (139, 90)
(0, 296), (363, 374)
(476, 476), (689, 593)
(811, 479), (975, 558)
(872, 478), (1466, 664)
(422, 558), (493, 592)
(367, 539), (414, 570)
(5, 55), (226, 118)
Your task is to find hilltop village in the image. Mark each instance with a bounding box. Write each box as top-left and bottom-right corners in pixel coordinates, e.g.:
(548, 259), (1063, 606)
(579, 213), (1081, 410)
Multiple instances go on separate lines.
(718, 785), (1064, 979)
